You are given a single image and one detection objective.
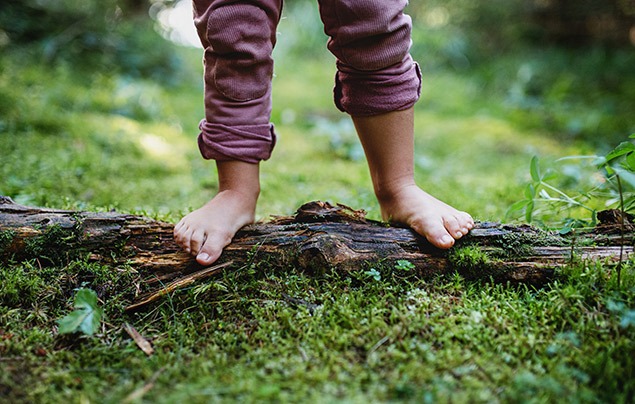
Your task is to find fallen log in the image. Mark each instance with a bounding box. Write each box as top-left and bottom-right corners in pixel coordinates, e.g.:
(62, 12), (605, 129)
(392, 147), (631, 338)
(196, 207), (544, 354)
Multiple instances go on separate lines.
(0, 196), (632, 310)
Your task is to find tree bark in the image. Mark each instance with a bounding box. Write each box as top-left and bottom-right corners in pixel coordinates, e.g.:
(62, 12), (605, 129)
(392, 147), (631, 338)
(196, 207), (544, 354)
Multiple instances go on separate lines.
(1, 197), (631, 310)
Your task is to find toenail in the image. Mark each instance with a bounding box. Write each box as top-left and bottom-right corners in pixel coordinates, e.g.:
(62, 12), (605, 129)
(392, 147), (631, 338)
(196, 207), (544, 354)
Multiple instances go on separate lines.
(441, 235), (453, 245)
(198, 253), (210, 261)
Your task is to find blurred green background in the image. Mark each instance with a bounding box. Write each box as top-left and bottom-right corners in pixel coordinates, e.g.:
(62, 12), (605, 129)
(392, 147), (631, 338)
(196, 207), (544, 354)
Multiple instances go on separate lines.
(1, 0), (634, 224)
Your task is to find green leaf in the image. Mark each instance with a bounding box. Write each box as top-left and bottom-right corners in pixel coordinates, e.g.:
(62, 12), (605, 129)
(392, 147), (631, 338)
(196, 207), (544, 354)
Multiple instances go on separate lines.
(395, 260), (415, 271)
(541, 169), (558, 182)
(524, 183), (536, 200)
(604, 141), (635, 164)
(365, 268), (381, 281)
(529, 156), (541, 182)
(613, 167), (635, 190)
(620, 310), (635, 329)
(508, 199), (530, 213)
(57, 288), (103, 336)
(524, 200), (535, 223)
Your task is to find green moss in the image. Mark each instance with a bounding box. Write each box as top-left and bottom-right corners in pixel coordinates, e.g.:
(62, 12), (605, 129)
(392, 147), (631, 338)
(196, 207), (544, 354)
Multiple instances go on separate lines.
(24, 223), (84, 265)
(448, 245), (498, 276)
(0, 229), (16, 254)
(489, 226), (568, 259)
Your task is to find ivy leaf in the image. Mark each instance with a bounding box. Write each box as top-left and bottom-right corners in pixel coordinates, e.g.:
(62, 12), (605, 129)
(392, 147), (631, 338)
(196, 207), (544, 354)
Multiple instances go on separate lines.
(57, 288), (103, 336)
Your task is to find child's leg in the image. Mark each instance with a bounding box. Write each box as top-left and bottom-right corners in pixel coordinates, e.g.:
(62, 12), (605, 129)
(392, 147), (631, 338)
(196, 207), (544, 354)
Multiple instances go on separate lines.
(353, 107), (473, 249)
(175, 0), (282, 265)
(174, 160), (259, 265)
(318, 0), (473, 248)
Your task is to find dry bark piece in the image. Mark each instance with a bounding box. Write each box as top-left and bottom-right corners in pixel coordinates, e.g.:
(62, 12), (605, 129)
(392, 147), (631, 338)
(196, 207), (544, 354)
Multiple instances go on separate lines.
(122, 323), (154, 356)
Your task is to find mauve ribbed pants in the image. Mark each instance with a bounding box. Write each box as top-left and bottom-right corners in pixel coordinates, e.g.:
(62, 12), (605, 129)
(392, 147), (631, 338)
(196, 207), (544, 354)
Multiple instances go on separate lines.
(193, 0), (421, 163)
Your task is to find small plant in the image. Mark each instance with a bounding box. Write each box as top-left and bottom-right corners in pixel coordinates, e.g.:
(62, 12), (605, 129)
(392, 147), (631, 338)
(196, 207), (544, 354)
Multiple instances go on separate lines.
(507, 155), (597, 229)
(509, 134), (635, 286)
(394, 259), (415, 271)
(57, 288), (103, 336)
(509, 134), (635, 230)
(606, 298), (635, 329)
(0, 229), (15, 254)
(364, 268), (382, 281)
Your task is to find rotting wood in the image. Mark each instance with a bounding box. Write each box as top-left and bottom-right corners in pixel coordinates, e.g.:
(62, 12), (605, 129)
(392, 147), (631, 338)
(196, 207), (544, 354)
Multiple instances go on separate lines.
(1, 196), (633, 310)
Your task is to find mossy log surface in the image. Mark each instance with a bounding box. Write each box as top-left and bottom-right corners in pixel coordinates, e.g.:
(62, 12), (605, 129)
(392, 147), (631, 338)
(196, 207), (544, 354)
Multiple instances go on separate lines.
(1, 196), (632, 309)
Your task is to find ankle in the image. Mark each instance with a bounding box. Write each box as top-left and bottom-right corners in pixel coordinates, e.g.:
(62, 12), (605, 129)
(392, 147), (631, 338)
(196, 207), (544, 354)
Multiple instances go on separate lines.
(215, 160), (261, 203)
(373, 178), (417, 206)
(216, 186), (260, 208)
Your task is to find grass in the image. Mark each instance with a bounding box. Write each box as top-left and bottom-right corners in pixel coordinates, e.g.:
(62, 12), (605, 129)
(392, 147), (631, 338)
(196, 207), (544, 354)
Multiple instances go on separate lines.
(2, 4), (635, 402)
(1, 259), (634, 402)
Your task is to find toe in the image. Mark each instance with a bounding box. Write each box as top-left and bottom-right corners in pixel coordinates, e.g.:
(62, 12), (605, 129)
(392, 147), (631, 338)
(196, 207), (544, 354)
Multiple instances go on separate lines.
(174, 225), (191, 252)
(189, 229), (207, 257)
(443, 215), (464, 239)
(196, 250), (219, 266)
(196, 234), (226, 266)
(411, 219), (455, 249)
(460, 212), (475, 228)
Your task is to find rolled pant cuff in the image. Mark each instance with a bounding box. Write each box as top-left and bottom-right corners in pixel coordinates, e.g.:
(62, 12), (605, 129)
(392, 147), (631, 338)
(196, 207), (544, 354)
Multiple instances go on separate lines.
(198, 120), (277, 163)
(335, 61), (422, 117)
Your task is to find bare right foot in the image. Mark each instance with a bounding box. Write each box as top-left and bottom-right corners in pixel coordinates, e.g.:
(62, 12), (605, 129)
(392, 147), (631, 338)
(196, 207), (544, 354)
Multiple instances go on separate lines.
(174, 160), (260, 266)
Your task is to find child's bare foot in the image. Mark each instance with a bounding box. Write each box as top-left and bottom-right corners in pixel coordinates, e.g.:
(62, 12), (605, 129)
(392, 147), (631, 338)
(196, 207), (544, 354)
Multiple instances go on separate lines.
(174, 161), (260, 266)
(173, 190), (257, 265)
(378, 185), (474, 249)
(352, 107), (473, 250)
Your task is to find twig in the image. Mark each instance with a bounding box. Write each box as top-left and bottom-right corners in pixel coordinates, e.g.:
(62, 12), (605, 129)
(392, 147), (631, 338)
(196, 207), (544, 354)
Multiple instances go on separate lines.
(282, 293), (321, 314)
(125, 261), (233, 311)
(123, 366), (165, 403)
(368, 335), (390, 356)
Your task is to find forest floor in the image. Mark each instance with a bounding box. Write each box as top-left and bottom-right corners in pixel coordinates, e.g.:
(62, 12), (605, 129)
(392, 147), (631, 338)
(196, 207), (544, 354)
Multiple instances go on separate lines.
(1, 11), (635, 402)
